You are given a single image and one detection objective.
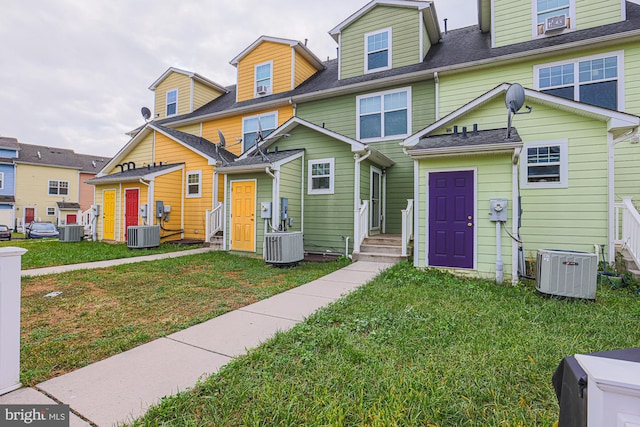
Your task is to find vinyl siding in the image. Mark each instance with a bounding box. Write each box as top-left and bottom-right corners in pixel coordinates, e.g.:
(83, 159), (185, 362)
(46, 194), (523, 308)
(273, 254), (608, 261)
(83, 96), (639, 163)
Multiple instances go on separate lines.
(0, 164), (15, 196)
(201, 105), (295, 157)
(278, 156), (303, 233)
(294, 51), (319, 88)
(193, 80), (224, 111)
(615, 140), (640, 206)
(340, 6), (422, 79)
(576, 0), (623, 30)
(173, 123), (202, 138)
(416, 155), (514, 282)
(154, 72), (191, 118)
(154, 169), (184, 242)
(236, 42), (293, 102)
(107, 133), (154, 174)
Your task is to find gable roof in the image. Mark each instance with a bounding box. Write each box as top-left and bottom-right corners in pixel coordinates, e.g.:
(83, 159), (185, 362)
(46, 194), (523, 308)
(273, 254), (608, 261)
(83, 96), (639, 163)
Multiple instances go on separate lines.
(15, 143), (109, 172)
(403, 83), (640, 146)
(240, 116), (394, 167)
(229, 36), (325, 71)
(148, 67), (228, 93)
(329, 0), (441, 44)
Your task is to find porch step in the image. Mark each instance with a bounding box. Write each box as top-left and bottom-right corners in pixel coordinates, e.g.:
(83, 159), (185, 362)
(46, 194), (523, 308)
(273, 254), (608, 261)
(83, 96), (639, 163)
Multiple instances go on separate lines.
(619, 248), (640, 280)
(204, 235), (224, 250)
(352, 234), (411, 263)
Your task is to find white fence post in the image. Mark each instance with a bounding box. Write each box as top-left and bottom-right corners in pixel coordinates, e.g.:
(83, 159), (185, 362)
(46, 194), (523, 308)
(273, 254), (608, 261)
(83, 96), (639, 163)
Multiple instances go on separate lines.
(0, 247), (27, 395)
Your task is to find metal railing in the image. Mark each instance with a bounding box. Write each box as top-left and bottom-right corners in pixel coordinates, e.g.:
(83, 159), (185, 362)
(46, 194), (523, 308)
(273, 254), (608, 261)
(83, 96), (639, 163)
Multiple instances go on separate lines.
(354, 200), (369, 254)
(205, 202), (224, 243)
(617, 197), (640, 268)
(401, 199), (414, 257)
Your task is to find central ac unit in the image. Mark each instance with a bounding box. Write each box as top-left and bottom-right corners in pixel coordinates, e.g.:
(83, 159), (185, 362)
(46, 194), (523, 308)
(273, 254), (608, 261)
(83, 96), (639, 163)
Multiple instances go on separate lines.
(59, 224), (84, 242)
(127, 225), (161, 249)
(545, 14), (567, 32)
(536, 249), (597, 300)
(264, 231), (304, 266)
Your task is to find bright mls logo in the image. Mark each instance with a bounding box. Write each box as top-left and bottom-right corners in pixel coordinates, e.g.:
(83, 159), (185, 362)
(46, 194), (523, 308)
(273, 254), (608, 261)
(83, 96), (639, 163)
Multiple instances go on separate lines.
(1, 405), (69, 426)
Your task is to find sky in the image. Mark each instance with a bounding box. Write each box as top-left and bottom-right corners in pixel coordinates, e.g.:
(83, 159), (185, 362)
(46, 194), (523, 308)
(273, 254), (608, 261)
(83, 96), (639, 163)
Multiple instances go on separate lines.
(0, 1), (477, 158)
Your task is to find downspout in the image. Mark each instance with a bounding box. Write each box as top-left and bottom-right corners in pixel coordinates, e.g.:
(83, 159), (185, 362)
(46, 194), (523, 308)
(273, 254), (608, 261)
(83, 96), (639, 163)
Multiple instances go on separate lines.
(511, 148), (521, 284)
(434, 71), (440, 121)
(265, 167), (279, 232)
(139, 178), (150, 226)
(607, 131), (615, 265)
(354, 150), (372, 254)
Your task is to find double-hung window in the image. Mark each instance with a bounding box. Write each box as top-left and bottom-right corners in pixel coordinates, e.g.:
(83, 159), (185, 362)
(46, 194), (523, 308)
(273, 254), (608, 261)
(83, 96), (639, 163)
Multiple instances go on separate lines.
(357, 88), (410, 141)
(308, 158), (335, 195)
(243, 112), (277, 152)
(47, 207), (56, 216)
(536, 0), (573, 36)
(186, 171), (202, 198)
(166, 89), (178, 116)
(255, 62), (272, 96)
(536, 53), (622, 110)
(365, 28), (391, 73)
(521, 140), (568, 188)
(48, 180), (69, 196)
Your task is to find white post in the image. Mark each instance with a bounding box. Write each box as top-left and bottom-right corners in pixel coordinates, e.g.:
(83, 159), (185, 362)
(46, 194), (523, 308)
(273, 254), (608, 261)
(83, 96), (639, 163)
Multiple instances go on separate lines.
(0, 247), (27, 395)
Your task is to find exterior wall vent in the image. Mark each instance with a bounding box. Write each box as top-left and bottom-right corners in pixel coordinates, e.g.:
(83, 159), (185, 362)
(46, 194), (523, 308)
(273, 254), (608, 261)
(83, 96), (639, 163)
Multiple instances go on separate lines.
(536, 249), (597, 300)
(264, 232), (304, 266)
(127, 225), (161, 249)
(59, 225), (85, 242)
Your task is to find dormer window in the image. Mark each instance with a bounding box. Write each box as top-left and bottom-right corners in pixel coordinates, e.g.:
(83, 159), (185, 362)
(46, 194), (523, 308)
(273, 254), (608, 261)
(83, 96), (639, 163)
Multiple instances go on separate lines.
(536, 0), (573, 36)
(365, 28), (391, 73)
(255, 62), (272, 97)
(166, 89), (178, 116)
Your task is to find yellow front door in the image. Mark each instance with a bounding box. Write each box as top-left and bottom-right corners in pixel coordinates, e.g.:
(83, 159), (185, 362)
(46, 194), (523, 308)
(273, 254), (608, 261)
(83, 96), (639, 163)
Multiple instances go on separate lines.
(103, 190), (116, 240)
(231, 181), (255, 251)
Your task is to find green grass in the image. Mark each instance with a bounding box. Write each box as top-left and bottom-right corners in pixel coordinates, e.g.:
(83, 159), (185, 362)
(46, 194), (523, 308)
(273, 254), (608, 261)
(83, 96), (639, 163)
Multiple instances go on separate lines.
(0, 239), (200, 269)
(20, 251), (349, 385)
(133, 262), (640, 427)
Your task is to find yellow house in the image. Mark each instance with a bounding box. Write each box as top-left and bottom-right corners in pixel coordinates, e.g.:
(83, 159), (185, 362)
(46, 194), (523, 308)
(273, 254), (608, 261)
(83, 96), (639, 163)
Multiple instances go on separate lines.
(89, 36), (325, 245)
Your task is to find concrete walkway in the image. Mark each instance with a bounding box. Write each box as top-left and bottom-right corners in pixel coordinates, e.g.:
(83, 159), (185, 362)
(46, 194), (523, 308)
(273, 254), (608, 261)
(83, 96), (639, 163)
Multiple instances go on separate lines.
(3, 254), (394, 426)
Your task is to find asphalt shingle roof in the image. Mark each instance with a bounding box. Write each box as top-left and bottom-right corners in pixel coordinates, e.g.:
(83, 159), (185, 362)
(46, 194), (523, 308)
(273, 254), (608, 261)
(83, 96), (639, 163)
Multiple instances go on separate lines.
(153, 124), (237, 164)
(16, 143), (110, 172)
(410, 128), (522, 151)
(217, 149), (305, 171)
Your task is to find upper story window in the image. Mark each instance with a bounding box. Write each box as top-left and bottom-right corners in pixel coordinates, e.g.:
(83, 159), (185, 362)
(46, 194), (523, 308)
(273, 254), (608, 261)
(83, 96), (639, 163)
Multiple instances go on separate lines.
(357, 87), (411, 141)
(535, 0), (573, 36)
(535, 52), (622, 110)
(520, 140), (568, 189)
(308, 158), (335, 195)
(186, 171), (201, 198)
(255, 62), (273, 97)
(48, 180), (69, 196)
(365, 28), (391, 73)
(243, 112), (277, 152)
(166, 89), (178, 116)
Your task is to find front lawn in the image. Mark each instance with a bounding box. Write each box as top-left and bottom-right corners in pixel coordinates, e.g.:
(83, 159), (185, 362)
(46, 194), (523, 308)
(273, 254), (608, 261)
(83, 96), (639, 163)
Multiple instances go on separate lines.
(134, 262), (640, 426)
(0, 239), (200, 269)
(20, 251), (349, 385)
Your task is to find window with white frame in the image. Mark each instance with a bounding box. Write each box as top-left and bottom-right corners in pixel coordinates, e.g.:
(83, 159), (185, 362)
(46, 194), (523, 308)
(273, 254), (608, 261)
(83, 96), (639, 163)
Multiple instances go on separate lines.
(243, 112), (277, 152)
(48, 180), (69, 195)
(535, 0), (574, 36)
(357, 88), (410, 141)
(255, 62), (272, 96)
(186, 171), (202, 197)
(535, 53), (622, 110)
(47, 207), (56, 216)
(0, 172), (3, 189)
(365, 28), (391, 73)
(521, 140), (568, 188)
(308, 158), (335, 195)
(166, 89), (178, 116)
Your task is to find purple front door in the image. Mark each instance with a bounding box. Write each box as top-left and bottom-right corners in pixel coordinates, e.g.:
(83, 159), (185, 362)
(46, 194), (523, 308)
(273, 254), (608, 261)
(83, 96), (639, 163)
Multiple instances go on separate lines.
(428, 170), (474, 269)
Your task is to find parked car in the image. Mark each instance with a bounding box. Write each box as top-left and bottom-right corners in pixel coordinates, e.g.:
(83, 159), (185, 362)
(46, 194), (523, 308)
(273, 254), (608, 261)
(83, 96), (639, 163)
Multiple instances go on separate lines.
(0, 224), (11, 240)
(26, 222), (59, 239)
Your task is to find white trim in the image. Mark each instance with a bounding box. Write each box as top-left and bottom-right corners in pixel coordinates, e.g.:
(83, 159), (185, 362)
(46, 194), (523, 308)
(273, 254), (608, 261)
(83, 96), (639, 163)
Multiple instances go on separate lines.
(424, 167), (478, 270)
(308, 158), (335, 195)
(356, 86), (412, 142)
(532, 0), (575, 40)
(148, 67), (227, 93)
(166, 88), (178, 117)
(186, 170), (202, 198)
(621, 0), (627, 20)
(229, 179), (257, 252)
(46, 207), (56, 217)
(534, 50), (625, 110)
(490, 0), (496, 48)
(413, 159), (419, 267)
(418, 12), (424, 62)
(364, 27), (392, 74)
(337, 33), (342, 80)
(512, 155), (519, 285)
(0, 171), (3, 190)
(254, 60), (273, 98)
(48, 179), (70, 196)
(291, 47), (296, 90)
(520, 139), (569, 189)
(190, 79), (194, 113)
(607, 131), (615, 267)
(370, 166), (383, 231)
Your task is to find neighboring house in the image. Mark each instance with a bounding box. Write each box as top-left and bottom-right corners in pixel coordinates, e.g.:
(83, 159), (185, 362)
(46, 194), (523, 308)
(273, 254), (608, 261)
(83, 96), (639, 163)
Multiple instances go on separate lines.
(0, 137), (19, 228)
(94, 0), (640, 283)
(13, 142), (108, 231)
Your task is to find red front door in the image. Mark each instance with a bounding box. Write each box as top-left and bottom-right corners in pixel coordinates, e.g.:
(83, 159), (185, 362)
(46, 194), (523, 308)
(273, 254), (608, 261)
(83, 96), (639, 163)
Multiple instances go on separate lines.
(125, 189), (139, 240)
(25, 207), (35, 225)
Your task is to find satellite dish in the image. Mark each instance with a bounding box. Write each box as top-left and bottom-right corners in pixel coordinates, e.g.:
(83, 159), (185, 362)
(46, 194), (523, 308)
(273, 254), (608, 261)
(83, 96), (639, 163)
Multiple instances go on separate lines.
(505, 83), (525, 113)
(217, 129), (226, 148)
(141, 107), (152, 121)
